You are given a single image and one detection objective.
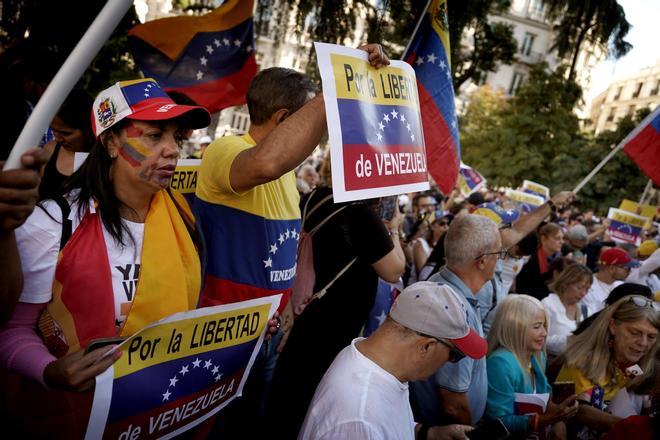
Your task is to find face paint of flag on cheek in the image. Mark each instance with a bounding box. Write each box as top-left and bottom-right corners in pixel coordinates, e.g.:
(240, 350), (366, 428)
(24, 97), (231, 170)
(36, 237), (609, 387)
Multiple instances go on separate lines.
(118, 123), (154, 168)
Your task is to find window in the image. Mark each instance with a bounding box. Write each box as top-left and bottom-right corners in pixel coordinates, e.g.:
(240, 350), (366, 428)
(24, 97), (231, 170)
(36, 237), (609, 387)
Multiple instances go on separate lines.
(632, 82), (643, 98)
(520, 33), (536, 56)
(613, 86), (622, 100)
(606, 108), (615, 122)
(528, 0), (545, 19)
(509, 72), (525, 95)
(627, 105), (636, 116)
(651, 80), (659, 96)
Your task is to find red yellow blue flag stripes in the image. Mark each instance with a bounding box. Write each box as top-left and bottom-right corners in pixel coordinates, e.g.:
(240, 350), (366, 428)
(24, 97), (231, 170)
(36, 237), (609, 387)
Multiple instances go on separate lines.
(403, 0), (460, 195)
(128, 0), (256, 113)
(85, 296), (279, 440)
(622, 106), (660, 185)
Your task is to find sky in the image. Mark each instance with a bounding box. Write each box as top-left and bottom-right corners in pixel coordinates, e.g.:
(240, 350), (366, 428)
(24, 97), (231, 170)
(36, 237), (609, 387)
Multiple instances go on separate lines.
(586, 0), (660, 103)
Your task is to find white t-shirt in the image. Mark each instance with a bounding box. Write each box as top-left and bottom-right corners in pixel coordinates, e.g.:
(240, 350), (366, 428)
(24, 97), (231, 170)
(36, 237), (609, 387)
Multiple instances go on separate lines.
(499, 255), (529, 294)
(299, 338), (416, 440)
(582, 275), (622, 316)
(16, 196), (144, 327)
(542, 293), (585, 356)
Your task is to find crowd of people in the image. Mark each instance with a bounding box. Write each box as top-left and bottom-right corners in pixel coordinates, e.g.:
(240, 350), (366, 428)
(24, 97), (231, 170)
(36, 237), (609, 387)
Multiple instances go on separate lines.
(0, 41), (659, 440)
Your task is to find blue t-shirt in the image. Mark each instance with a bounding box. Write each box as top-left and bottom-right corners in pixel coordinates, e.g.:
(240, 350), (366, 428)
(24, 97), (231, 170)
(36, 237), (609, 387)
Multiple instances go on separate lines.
(409, 267), (488, 425)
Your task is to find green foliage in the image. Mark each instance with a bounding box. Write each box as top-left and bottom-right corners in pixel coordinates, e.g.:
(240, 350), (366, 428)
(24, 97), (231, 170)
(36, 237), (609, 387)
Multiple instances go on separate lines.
(0, 0), (140, 97)
(461, 64), (582, 187)
(544, 0), (631, 79)
(460, 65), (649, 213)
(558, 109), (650, 214)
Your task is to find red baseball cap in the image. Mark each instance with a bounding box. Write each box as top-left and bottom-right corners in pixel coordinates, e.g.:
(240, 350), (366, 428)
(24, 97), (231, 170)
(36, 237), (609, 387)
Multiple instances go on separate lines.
(599, 247), (640, 268)
(91, 78), (210, 137)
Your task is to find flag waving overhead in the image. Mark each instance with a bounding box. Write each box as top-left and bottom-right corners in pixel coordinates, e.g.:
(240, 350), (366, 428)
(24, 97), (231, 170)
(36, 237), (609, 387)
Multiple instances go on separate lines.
(129, 0), (257, 113)
(403, 0), (460, 195)
(622, 106), (660, 185)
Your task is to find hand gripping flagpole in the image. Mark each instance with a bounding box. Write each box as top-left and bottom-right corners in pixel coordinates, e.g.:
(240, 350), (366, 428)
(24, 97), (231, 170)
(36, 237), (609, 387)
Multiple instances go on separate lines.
(3, 0), (134, 171)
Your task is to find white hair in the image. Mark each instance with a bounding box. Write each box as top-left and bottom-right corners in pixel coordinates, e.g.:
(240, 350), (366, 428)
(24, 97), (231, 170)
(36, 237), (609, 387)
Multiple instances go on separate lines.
(444, 214), (499, 267)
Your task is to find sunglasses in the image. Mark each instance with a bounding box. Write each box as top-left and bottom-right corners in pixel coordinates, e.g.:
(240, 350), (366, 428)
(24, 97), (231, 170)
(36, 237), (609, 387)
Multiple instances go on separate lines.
(474, 248), (508, 261)
(438, 339), (466, 363)
(628, 295), (660, 312)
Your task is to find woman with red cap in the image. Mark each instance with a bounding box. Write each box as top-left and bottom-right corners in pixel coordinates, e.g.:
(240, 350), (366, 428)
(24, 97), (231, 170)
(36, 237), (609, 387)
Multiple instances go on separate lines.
(0, 78), (210, 437)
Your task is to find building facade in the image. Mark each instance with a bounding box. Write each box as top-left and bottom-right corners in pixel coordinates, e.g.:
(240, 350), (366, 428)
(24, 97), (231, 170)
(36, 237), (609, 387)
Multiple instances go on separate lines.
(588, 59), (660, 134)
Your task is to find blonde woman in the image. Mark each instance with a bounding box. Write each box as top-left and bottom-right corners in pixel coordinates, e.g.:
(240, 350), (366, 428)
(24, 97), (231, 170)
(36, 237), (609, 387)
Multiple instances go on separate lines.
(556, 295), (660, 437)
(543, 264), (593, 356)
(486, 295), (578, 437)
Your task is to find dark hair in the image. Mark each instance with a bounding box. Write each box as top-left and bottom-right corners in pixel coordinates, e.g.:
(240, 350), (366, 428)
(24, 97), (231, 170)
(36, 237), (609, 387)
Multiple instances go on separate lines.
(56, 87), (95, 151)
(246, 68), (317, 124)
(167, 91), (199, 106)
(62, 121), (130, 245)
(59, 120), (203, 254)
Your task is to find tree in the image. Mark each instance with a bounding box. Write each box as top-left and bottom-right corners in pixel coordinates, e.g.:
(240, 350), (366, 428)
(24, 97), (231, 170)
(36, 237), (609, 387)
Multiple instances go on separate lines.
(552, 109), (650, 214)
(545, 0), (632, 80)
(253, 0), (517, 89)
(460, 63), (583, 189)
(0, 1), (140, 97)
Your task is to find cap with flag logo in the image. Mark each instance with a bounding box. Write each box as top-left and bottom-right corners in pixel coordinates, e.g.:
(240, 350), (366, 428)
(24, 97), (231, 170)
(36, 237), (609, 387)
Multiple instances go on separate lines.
(389, 282), (487, 359)
(91, 78), (211, 137)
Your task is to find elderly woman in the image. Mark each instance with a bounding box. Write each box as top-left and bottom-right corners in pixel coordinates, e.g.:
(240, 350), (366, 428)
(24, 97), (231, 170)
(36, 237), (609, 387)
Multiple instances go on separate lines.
(486, 295), (578, 438)
(556, 295), (660, 438)
(0, 78), (210, 437)
(542, 264), (593, 356)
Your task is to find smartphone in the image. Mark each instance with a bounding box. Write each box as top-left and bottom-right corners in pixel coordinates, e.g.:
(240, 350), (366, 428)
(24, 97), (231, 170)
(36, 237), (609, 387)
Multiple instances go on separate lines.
(467, 418), (509, 440)
(552, 381), (576, 404)
(378, 196), (398, 221)
(85, 337), (126, 354)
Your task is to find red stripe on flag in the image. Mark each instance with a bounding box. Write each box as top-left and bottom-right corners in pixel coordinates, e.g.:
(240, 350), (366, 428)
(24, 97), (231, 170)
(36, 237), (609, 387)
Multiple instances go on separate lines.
(167, 56), (257, 113)
(342, 144), (428, 190)
(417, 83), (459, 194)
(201, 276), (288, 313)
(623, 124), (660, 185)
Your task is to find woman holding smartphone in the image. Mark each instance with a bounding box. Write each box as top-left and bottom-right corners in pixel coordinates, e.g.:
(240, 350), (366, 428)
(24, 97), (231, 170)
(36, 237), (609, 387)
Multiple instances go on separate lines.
(486, 295), (578, 438)
(0, 78), (210, 437)
(556, 295), (660, 438)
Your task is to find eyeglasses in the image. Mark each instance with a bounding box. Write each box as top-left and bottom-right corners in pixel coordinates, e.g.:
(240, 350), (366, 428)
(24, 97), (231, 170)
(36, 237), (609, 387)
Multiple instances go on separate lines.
(474, 248), (508, 261)
(628, 295), (660, 312)
(438, 339), (466, 363)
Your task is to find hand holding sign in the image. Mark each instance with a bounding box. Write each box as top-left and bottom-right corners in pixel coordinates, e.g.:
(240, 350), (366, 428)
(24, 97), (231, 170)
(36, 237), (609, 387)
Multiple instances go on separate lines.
(44, 345), (122, 392)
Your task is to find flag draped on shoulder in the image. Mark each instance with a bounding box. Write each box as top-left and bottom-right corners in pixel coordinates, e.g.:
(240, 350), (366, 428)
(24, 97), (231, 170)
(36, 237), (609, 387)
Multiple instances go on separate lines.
(403, 0), (460, 195)
(622, 106), (660, 185)
(128, 0), (256, 113)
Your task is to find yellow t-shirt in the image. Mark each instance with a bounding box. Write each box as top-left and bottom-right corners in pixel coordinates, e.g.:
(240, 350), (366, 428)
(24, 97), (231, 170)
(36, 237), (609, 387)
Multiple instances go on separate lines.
(196, 134), (300, 220)
(556, 365), (628, 402)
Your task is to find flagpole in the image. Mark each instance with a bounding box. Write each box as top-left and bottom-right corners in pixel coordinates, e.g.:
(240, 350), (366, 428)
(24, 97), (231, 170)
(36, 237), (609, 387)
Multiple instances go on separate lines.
(3, 0), (134, 171)
(572, 106), (660, 194)
(401, 0), (432, 59)
(639, 179), (653, 205)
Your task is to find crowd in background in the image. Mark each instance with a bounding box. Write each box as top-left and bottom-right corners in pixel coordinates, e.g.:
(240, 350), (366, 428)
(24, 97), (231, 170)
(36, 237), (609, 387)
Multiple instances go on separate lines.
(0, 40), (659, 440)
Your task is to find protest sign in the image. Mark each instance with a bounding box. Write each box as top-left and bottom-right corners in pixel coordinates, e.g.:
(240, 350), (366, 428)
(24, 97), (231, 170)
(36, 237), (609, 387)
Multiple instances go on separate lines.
(169, 159), (201, 194)
(505, 189), (544, 214)
(85, 295), (280, 440)
(607, 208), (647, 245)
(618, 199), (657, 230)
(521, 180), (549, 200)
(315, 42), (429, 202)
(457, 162), (486, 196)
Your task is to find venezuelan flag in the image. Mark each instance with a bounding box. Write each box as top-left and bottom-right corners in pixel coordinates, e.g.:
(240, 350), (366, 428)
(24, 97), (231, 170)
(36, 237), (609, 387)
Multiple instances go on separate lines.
(128, 0), (257, 113)
(403, 0), (460, 195)
(623, 106), (660, 185)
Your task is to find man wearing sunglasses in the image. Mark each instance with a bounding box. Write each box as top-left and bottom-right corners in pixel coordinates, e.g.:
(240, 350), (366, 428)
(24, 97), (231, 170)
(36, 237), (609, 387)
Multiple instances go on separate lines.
(299, 282), (487, 440)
